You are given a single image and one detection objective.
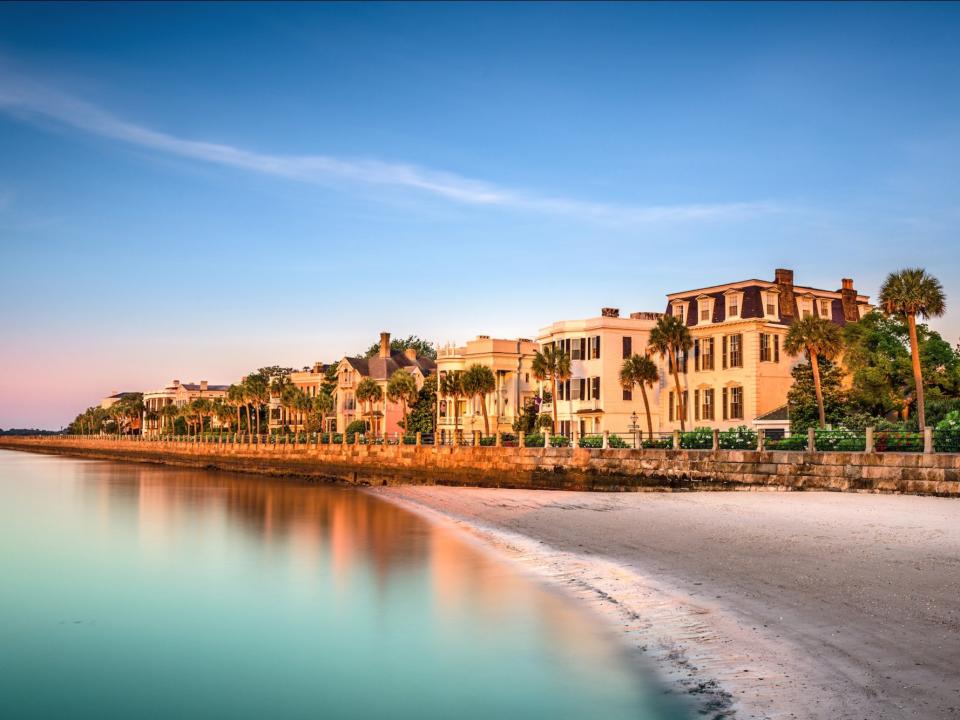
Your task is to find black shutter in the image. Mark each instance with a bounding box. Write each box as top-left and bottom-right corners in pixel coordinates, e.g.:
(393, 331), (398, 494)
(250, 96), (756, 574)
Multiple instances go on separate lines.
(722, 336), (728, 369)
(694, 389), (700, 421)
(593, 376), (600, 400)
(774, 335), (780, 363)
(622, 336), (631, 359)
(722, 387), (728, 420)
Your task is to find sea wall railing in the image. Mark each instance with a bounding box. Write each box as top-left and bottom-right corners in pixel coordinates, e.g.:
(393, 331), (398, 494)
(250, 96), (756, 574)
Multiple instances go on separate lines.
(46, 426), (960, 455)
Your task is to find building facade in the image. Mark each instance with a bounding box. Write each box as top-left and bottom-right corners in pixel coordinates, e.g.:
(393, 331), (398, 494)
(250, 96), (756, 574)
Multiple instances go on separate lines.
(268, 363), (336, 433)
(435, 335), (538, 441)
(142, 379), (228, 435)
(335, 333), (436, 436)
(658, 269), (872, 434)
(536, 308), (665, 437)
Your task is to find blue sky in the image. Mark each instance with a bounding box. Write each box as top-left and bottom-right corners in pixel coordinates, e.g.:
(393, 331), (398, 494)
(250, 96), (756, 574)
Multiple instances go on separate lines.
(1, 2), (958, 428)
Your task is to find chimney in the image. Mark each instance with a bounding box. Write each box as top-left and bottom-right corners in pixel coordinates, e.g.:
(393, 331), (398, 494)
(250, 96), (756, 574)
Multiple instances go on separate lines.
(172, 379), (180, 388)
(200, 380), (208, 391)
(404, 348), (418, 361)
(379, 332), (391, 359)
(601, 307), (620, 318)
(774, 268), (796, 321)
(839, 278), (859, 322)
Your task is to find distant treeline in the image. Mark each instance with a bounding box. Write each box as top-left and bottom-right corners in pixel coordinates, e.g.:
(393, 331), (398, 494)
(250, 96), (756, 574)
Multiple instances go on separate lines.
(0, 428), (61, 436)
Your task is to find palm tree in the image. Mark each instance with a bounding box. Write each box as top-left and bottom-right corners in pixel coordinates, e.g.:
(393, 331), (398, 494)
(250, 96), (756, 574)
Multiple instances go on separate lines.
(879, 268), (946, 430)
(312, 392), (335, 433)
(213, 399), (233, 437)
(160, 403), (179, 435)
(531, 345), (571, 432)
(272, 375), (292, 428)
(439, 370), (466, 436)
(190, 398), (212, 436)
(785, 315), (843, 428)
(461, 364), (496, 436)
(387, 370), (419, 434)
(356, 377), (383, 434)
(620, 354), (659, 439)
(244, 373), (270, 436)
(227, 384), (245, 433)
(649, 315), (693, 431)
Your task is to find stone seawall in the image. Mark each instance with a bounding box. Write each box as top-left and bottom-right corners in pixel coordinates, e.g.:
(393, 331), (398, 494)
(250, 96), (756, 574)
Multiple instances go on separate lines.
(3, 436), (960, 496)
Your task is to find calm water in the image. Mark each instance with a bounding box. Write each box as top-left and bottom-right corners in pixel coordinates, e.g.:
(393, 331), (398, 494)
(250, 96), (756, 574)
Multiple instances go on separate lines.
(0, 450), (685, 719)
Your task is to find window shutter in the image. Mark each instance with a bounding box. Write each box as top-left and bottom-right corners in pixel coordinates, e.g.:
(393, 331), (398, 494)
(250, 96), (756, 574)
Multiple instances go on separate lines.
(669, 392), (674, 421)
(622, 336), (631, 359)
(722, 336), (728, 369)
(774, 335), (780, 363)
(722, 387), (728, 420)
(694, 339), (700, 372)
(593, 376), (600, 400)
(579, 378), (586, 399)
(580, 337), (587, 360)
(683, 391), (688, 420)
(694, 389), (700, 421)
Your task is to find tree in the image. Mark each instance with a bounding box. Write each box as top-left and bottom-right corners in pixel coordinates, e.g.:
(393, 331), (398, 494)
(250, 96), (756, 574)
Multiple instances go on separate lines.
(387, 370), (419, 434)
(190, 397), (213, 435)
(310, 392), (335, 433)
(439, 370), (466, 434)
(227, 384), (246, 433)
(879, 268), (947, 429)
(355, 377), (383, 433)
(243, 372), (270, 436)
(787, 359), (847, 434)
(405, 374), (437, 435)
(785, 315), (844, 428)
(160, 403), (179, 435)
(213, 398), (234, 436)
(649, 315), (693, 431)
(461, 364), (497, 436)
(619, 354), (659, 439)
(531, 345), (571, 432)
(364, 335), (436, 360)
(273, 375), (293, 428)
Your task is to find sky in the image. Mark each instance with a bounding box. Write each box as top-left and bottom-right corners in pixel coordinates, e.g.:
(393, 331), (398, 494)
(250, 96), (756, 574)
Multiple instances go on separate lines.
(1, 2), (959, 429)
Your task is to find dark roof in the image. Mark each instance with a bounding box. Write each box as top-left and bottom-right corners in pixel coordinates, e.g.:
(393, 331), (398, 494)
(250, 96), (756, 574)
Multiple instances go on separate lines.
(755, 405), (789, 422)
(180, 383), (229, 392)
(107, 391), (138, 399)
(344, 353), (436, 381)
(666, 284), (848, 328)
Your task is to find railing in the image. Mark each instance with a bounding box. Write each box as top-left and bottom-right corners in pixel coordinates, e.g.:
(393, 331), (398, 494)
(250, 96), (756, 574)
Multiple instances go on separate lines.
(25, 425), (960, 456)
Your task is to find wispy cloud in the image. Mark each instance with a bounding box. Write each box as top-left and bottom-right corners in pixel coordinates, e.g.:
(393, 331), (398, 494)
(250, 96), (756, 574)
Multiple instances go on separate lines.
(0, 68), (779, 225)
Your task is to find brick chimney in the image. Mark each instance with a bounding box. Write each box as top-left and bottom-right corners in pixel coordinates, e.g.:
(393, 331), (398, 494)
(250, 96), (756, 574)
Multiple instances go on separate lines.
(172, 379), (180, 388)
(404, 348), (417, 361)
(379, 332), (391, 359)
(200, 380), (208, 391)
(601, 307), (620, 318)
(839, 278), (859, 322)
(774, 268), (796, 321)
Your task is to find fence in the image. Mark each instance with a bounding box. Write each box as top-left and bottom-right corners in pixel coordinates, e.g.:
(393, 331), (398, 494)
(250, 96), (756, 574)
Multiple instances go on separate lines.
(32, 425), (960, 456)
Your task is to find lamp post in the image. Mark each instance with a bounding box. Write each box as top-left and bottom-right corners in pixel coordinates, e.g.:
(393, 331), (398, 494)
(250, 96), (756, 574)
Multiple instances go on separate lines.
(629, 411), (639, 448)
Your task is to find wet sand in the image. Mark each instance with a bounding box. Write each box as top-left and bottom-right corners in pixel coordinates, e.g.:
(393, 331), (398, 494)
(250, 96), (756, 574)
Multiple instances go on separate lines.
(370, 487), (960, 720)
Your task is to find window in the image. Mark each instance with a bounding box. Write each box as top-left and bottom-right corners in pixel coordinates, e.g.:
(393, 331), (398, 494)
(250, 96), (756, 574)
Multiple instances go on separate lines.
(760, 333), (771, 362)
(820, 300), (831, 319)
(622, 336), (632, 359)
(728, 334), (743, 368)
(592, 377), (600, 400)
(728, 299), (739, 317)
(681, 391), (689, 421)
(694, 389), (700, 421)
(703, 389), (715, 420)
(571, 338), (582, 360)
(675, 304), (686, 323)
(702, 338), (715, 371)
(767, 300), (776, 316)
(700, 306), (710, 322)
(586, 335), (601, 360)
(730, 386), (744, 420)
(623, 386), (632, 401)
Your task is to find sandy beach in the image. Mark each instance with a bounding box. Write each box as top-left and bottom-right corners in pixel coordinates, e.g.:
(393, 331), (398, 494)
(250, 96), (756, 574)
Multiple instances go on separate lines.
(370, 486), (960, 720)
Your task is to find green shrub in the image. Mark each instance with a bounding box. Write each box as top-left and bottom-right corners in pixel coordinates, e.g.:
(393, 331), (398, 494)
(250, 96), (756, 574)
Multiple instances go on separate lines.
(402, 434), (417, 445)
(876, 430), (924, 453)
(641, 437), (672, 449)
(680, 427), (713, 449)
(579, 435), (603, 448)
(549, 435), (571, 447)
(536, 414), (554, 430)
(766, 435), (807, 451)
(719, 426), (758, 450)
(814, 430), (865, 452)
(478, 436), (496, 446)
(524, 433), (545, 447)
(934, 411), (960, 452)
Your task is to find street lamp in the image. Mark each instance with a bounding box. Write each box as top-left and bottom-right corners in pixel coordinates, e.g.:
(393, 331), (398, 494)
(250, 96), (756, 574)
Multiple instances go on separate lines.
(629, 411), (639, 448)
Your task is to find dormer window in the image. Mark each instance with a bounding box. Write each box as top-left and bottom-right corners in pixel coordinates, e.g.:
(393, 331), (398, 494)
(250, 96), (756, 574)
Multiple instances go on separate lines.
(723, 290), (743, 321)
(696, 295), (714, 324)
(819, 299), (832, 320)
(671, 301), (688, 324)
(799, 296), (814, 318)
(763, 288), (780, 320)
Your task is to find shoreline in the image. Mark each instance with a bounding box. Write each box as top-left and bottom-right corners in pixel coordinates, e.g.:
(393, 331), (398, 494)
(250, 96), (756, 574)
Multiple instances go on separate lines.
(369, 485), (960, 720)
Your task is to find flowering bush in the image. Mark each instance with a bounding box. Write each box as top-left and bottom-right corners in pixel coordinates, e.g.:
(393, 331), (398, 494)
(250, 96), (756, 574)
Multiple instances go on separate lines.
(680, 427), (713, 449)
(719, 426), (758, 450)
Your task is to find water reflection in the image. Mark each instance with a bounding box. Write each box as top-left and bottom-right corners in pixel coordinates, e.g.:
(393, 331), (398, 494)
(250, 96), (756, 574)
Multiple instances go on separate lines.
(0, 451), (685, 720)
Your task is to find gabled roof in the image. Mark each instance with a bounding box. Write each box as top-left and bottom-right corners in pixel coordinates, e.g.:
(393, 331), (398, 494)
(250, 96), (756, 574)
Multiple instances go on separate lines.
(342, 353), (436, 381)
(755, 405), (789, 422)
